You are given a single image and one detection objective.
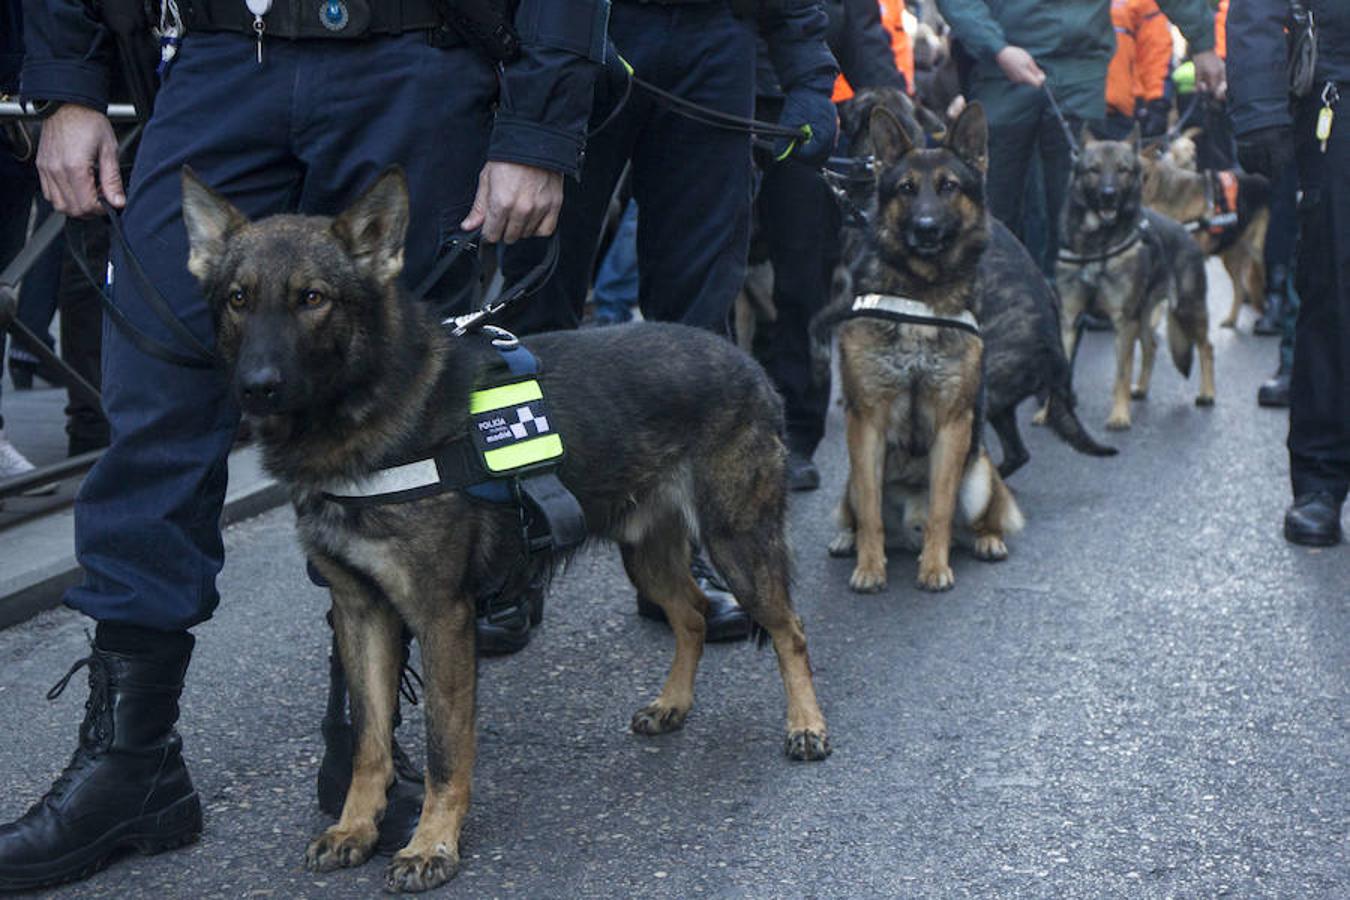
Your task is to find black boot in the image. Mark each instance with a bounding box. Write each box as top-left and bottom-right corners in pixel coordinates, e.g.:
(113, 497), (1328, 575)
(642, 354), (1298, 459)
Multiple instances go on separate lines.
(476, 575), (545, 657)
(1257, 363), (1292, 408)
(0, 628), (201, 892)
(1283, 492), (1344, 547)
(315, 630), (425, 855)
(636, 553), (752, 643)
(1254, 267), (1288, 336)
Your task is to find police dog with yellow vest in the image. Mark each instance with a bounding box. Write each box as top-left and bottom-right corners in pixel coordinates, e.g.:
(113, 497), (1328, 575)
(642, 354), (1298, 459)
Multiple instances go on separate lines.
(180, 168), (829, 892)
(817, 103), (1023, 594)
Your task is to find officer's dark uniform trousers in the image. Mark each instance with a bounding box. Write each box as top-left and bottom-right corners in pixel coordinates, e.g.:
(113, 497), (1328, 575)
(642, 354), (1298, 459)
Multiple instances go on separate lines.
(74, 33), (495, 630)
(1289, 94), (1350, 501)
(506, 0), (755, 334)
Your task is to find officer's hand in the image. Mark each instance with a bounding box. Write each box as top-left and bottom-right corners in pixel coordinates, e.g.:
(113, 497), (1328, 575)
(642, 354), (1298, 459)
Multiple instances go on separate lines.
(1192, 50), (1226, 101)
(995, 46), (1045, 88)
(773, 88), (838, 167)
(461, 161), (564, 245)
(36, 103), (125, 218)
(1236, 125), (1294, 179)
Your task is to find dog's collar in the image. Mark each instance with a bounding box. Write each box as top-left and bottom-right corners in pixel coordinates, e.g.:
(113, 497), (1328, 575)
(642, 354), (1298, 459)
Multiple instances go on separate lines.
(1058, 217), (1149, 265)
(845, 293), (981, 337)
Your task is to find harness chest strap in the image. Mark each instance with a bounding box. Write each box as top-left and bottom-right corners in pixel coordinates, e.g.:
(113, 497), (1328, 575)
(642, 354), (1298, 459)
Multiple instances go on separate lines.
(846, 293), (981, 337)
(1058, 218), (1149, 266)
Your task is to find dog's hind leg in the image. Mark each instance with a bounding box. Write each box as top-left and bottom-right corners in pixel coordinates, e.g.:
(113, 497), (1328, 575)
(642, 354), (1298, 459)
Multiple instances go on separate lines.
(621, 523), (706, 735)
(967, 453), (1025, 561)
(702, 522), (830, 761)
(386, 597), (477, 893)
(1195, 332), (1216, 406)
(305, 567), (403, 874)
(988, 407), (1029, 478)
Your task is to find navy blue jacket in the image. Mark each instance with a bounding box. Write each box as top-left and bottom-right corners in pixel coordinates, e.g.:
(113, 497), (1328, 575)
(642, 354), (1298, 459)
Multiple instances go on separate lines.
(1229, 0), (1350, 136)
(753, 0), (843, 99)
(19, 0), (598, 178)
(1, 0), (22, 94)
(823, 0), (905, 93)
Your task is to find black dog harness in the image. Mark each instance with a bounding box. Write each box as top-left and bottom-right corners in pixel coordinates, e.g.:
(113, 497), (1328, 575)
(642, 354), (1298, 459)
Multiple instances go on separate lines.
(1057, 217), (1150, 267)
(321, 324), (587, 558)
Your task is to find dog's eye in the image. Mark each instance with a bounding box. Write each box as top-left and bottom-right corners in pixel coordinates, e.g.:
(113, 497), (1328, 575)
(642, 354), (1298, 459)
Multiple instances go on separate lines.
(898, 180), (918, 196)
(938, 177), (960, 195)
(227, 289), (247, 310)
(300, 290), (327, 309)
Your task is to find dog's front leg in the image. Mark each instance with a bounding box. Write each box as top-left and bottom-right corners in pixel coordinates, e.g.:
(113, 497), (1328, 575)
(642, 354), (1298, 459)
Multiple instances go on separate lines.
(386, 599), (476, 893)
(917, 409), (974, 591)
(305, 567), (403, 873)
(1107, 317), (1140, 430)
(845, 404), (890, 593)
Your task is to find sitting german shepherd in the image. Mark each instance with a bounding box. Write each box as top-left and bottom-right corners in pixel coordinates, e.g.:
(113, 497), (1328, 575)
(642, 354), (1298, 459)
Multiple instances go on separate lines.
(180, 169), (829, 892)
(1057, 130), (1216, 431)
(819, 103), (1023, 593)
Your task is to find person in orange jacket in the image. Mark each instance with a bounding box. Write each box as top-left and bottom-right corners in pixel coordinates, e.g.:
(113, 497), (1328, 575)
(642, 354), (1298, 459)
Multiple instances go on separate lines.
(833, 0), (914, 101)
(1106, 0), (1174, 138)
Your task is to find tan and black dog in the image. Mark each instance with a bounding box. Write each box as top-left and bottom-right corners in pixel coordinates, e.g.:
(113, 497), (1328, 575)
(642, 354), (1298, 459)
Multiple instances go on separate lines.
(816, 103), (1023, 594)
(1058, 129), (1216, 431)
(1141, 138), (1271, 330)
(180, 168), (829, 893)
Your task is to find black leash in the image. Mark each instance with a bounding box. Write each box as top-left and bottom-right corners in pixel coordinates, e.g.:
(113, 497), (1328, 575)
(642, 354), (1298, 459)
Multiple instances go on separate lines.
(1042, 83), (1082, 159)
(68, 201), (223, 370)
(447, 232), (560, 336)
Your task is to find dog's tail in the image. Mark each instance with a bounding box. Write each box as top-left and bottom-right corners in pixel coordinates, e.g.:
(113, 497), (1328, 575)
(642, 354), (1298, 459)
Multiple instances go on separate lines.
(1167, 308), (1195, 378)
(808, 291), (856, 386)
(1044, 385), (1118, 458)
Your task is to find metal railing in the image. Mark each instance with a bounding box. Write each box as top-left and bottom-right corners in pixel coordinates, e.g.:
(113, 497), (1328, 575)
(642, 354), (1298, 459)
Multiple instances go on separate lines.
(1, 105), (142, 503)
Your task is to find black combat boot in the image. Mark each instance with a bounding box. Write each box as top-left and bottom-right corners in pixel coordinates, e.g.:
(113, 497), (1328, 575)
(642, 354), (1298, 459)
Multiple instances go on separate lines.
(0, 627), (201, 892)
(1253, 265), (1288, 336)
(1283, 492), (1344, 547)
(316, 629), (425, 854)
(1257, 362), (1292, 408)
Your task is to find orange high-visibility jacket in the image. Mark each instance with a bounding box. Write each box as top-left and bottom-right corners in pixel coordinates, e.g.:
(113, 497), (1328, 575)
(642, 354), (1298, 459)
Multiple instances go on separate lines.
(1106, 0), (1173, 118)
(834, 0), (913, 102)
(1215, 0), (1228, 59)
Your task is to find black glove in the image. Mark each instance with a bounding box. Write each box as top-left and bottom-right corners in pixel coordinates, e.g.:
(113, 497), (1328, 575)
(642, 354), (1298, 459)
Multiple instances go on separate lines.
(1138, 98), (1170, 139)
(1236, 125), (1295, 178)
(773, 87), (838, 166)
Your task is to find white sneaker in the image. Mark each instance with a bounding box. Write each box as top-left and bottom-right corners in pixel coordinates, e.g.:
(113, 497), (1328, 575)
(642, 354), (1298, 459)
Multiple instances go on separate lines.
(0, 432), (59, 496)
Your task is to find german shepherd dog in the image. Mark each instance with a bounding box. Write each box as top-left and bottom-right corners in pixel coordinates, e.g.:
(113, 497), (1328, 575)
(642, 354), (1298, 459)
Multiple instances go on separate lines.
(180, 169), (829, 892)
(818, 103), (1024, 593)
(830, 88), (1115, 479)
(1140, 141), (1271, 330)
(1058, 130), (1216, 431)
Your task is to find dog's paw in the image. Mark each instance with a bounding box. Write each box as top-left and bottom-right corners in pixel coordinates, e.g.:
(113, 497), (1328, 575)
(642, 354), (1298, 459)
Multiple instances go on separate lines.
(827, 530), (857, 557)
(784, 729), (831, 761)
(848, 564), (887, 593)
(631, 702), (689, 736)
(973, 536), (1009, 561)
(386, 848), (460, 893)
(1105, 413), (1132, 431)
(1195, 394), (1215, 408)
(1130, 386), (1149, 400)
(304, 824), (378, 872)
(916, 563), (954, 592)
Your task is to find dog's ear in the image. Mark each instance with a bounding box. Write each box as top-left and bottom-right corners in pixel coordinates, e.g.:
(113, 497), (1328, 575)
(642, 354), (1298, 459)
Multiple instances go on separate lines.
(181, 166), (248, 281)
(945, 101), (988, 174)
(869, 105), (915, 165)
(1079, 122), (1096, 148)
(1127, 122), (1142, 153)
(1181, 126), (1203, 142)
(332, 167), (410, 285)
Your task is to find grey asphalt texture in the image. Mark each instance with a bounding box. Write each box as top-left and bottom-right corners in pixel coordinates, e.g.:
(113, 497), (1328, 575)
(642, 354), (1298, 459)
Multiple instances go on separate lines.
(1, 267), (1347, 898)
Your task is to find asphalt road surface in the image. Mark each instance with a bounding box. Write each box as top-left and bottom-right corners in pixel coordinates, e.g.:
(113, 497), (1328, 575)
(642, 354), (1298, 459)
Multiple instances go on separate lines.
(1, 269), (1346, 898)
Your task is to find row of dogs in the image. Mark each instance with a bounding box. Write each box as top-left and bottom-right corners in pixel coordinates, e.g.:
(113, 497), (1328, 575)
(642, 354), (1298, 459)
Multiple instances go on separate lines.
(174, 88), (1260, 891)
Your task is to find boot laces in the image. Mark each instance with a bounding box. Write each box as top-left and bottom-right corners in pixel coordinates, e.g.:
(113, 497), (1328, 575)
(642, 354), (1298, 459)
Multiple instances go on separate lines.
(27, 648), (113, 812)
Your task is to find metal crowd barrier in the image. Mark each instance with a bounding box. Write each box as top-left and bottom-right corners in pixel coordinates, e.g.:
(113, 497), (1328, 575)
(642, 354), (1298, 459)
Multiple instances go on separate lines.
(0, 105), (141, 502)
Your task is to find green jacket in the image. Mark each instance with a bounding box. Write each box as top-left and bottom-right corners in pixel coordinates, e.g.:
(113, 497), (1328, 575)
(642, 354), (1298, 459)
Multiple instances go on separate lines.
(936, 0), (1216, 120)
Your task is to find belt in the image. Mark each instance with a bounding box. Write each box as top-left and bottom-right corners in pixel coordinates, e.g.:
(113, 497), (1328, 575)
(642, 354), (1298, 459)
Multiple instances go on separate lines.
(181, 0), (445, 40)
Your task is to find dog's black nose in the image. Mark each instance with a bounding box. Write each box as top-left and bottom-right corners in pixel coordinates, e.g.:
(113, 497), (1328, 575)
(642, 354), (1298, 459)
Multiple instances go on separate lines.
(911, 217), (942, 244)
(239, 367), (285, 413)
(1099, 184), (1118, 200)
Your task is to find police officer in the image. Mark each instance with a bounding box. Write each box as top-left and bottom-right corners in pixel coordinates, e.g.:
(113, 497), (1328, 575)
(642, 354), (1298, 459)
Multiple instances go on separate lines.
(1229, 0), (1350, 546)
(752, 0), (907, 491)
(1, 0), (602, 889)
(501, 0), (839, 643)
